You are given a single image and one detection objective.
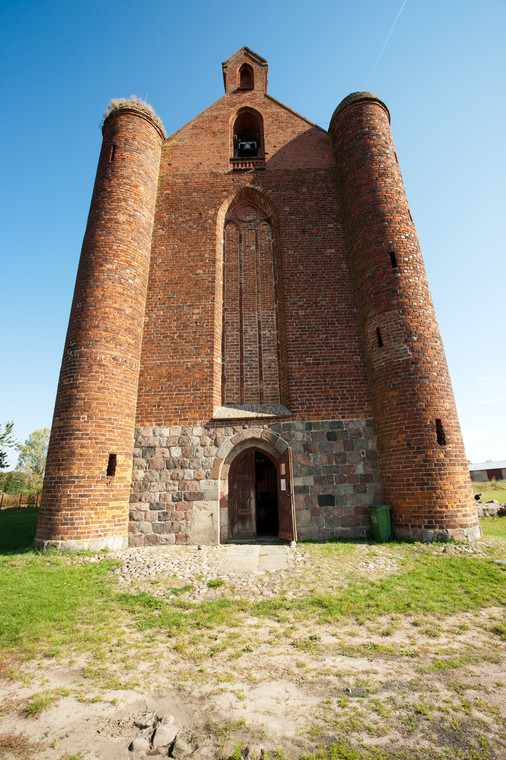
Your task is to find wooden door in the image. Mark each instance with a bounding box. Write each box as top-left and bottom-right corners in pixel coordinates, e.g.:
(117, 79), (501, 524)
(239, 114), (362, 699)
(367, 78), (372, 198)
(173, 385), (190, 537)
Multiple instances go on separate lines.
(228, 449), (256, 539)
(277, 447), (297, 541)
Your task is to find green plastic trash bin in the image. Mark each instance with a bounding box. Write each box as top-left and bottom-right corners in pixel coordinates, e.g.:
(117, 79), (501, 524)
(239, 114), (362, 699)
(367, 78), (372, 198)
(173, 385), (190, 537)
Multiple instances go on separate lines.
(367, 505), (391, 542)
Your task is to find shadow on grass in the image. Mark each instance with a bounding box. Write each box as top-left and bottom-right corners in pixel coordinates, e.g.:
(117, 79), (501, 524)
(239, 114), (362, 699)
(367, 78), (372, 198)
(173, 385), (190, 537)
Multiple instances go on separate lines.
(0, 507), (38, 554)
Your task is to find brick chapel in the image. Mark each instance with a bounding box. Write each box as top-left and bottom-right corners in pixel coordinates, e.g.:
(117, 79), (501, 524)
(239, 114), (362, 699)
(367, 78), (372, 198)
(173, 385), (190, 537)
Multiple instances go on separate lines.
(36, 48), (480, 549)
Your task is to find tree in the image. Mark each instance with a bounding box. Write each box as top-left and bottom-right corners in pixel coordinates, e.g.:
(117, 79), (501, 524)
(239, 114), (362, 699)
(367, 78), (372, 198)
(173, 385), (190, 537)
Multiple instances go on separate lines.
(0, 421), (17, 470)
(17, 428), (50, 489)
(0, 469), (33, 495)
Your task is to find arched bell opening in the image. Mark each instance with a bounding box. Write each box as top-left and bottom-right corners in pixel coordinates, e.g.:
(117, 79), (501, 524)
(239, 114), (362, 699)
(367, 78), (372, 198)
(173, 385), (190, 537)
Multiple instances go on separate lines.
(232, 108), (263, 158)
(239, 63), (254, 90)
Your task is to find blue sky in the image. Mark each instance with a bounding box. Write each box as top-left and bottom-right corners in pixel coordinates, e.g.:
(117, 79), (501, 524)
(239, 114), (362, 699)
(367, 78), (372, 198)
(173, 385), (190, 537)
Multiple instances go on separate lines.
(1, 0), (504, 466)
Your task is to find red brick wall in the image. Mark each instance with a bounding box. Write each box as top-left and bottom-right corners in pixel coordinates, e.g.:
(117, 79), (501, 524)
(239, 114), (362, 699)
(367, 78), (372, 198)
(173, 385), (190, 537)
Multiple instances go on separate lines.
(223, 201), (280, 406)
(222, 49), (268, 95)
(36, 105), (164, 548)
(330, 94), (480, 541)
(136, 88), (371, 426)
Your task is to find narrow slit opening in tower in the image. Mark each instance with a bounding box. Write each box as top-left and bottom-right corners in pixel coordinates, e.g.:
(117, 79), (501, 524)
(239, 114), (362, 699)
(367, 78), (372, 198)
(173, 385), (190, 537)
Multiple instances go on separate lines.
(389, 251), (398, 268)
(436, 419), (446, 447)
(109, 144), (116, 162)
(107, 453), (117, 476)
(376, 327), (384, 347)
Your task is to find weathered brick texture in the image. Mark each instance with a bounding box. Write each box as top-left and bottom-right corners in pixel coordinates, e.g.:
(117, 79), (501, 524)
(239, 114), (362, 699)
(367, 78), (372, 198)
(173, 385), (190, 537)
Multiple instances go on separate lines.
(136, 86), (369, 424)
(36, 105), (165, 549)
(330, 94), (479, 541)
(37, 50), (479, 548)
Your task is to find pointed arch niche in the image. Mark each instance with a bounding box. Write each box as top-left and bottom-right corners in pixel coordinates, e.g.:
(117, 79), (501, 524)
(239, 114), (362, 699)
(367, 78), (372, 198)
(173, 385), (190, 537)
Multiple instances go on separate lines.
(214, 189), (290, 420)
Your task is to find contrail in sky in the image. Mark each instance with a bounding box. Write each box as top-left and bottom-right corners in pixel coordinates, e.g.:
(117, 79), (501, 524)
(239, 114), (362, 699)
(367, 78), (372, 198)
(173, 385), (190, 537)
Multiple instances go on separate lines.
(367, 0), (409, 85)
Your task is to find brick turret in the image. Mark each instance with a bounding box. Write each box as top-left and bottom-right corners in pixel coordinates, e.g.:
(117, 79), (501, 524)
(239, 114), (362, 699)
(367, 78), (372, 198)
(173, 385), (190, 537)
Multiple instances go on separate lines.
(330, 93), (480, 542)
(36, 102), (165, 550)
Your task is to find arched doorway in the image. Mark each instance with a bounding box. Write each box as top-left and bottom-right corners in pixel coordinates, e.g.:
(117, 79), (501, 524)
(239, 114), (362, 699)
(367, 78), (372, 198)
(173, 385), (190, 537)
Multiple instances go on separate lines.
(227, 446), (296, 541)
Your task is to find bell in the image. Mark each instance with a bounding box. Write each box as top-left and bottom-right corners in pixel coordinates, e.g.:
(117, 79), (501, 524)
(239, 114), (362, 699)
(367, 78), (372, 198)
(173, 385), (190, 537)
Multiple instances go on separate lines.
(238, 140), (257, 157)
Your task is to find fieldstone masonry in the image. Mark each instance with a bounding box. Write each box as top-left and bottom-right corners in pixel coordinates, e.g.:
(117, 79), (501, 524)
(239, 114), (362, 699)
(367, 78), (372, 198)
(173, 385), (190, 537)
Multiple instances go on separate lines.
(130, 419), (381, 546)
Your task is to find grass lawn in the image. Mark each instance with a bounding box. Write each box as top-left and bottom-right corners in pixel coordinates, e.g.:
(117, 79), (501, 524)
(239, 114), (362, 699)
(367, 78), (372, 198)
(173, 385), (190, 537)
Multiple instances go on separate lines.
(0, 507), (505, 760)
(473, 478), (506, 504)
(1, 509), (505, 653)
(481, 515), (506, 539)
(0, 509), (122, 659)
(0, 507), (39, 554)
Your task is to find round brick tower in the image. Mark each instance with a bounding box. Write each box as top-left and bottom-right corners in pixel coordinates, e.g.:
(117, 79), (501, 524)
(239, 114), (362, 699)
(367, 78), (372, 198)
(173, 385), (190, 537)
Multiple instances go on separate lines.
(36, 103), (165, 550)
(330, 93), (480, 542)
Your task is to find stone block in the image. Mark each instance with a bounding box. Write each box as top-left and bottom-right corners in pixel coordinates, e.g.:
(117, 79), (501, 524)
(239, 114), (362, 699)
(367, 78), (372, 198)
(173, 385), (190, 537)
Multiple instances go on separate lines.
(318, 494), (335, 507)
(130, 510), (145, 521)
(189, 501), (219, 544)
(158, 534), (176, 545)
(295, 509), (311, 527)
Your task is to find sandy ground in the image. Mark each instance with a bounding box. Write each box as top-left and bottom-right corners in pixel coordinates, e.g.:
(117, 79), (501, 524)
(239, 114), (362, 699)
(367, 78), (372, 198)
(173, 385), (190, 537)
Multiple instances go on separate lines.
(0, 541), (505, 760)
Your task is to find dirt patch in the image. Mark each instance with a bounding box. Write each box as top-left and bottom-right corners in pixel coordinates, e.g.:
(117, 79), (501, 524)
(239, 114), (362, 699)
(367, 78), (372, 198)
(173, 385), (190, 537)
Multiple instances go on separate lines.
(0, 540), (505, 759)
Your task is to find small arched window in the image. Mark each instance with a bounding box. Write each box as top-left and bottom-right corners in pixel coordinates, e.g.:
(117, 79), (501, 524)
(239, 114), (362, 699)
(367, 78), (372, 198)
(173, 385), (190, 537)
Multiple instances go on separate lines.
(233, 109), (263, 158)
(239, 63), (254, 90)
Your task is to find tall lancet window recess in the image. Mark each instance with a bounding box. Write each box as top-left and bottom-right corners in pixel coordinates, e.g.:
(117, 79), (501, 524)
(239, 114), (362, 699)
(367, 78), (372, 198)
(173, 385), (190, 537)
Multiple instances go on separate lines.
(233, 109), (263, 158)
(222, 201), (280, 407)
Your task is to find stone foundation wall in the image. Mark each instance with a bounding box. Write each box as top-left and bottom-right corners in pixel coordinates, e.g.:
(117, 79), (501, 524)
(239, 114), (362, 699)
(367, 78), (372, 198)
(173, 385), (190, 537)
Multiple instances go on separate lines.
(130, 418), (383, 546)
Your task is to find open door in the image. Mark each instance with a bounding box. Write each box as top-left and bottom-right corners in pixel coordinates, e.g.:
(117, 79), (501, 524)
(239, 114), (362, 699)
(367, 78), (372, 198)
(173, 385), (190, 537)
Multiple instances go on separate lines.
(277, 447), (297, 541)
(228, 449), (256, 539)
